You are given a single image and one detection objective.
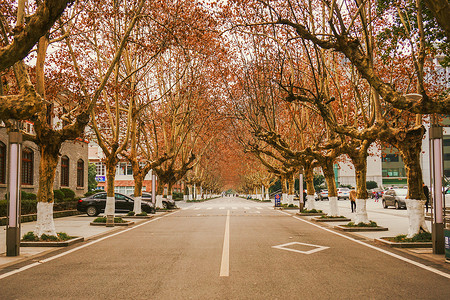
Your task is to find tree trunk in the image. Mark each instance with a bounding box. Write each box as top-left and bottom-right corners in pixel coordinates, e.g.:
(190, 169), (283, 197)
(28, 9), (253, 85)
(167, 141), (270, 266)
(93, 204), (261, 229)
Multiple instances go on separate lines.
(304, 164), (316, 210)
(353, 158), (369, 224)
(398, 139), (429, 236)
(287, 173), (294, 205)
(104, 157), (117, 216)
(167, 181), (173, 201)
(323, 160), (339, 216)
(281, 175), (288, 204)
(35, 143), (59, 236)
(132, 173), (144, 214)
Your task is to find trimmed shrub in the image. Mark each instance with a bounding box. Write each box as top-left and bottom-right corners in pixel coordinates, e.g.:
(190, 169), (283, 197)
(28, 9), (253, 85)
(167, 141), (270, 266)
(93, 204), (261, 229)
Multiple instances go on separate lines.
(21, 199), (37, 215)
(21, 191), (37, 200)
(172, 192), (184, 200)
(0, 200), (7, 217)
(54, 190), (65, 202)
(136, 211), (148, 216)
(60, 188), (75, 200)
(366, 181), (378, 190)
(22, 231), (38, 241)
(127, 211), (135, 216)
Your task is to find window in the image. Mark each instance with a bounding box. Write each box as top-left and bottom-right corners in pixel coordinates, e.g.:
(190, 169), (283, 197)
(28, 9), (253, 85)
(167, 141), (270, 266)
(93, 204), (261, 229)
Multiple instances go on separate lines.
(61, 156), (69, 186)
(0, 142), (6, 184)
(443, 138), (450, 147)
(22, 148), (34, 185)
(77, 159), (84, 187)
(382, 154), (400, 162)
(116, 162), (132, 176)
(444, 153), (450, 161)
(95, 162), (105, 176)
(114, 186), (134, 195)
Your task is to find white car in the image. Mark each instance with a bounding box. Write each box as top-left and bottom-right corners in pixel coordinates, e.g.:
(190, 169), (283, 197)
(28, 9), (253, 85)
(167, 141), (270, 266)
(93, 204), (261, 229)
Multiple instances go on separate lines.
(337, 188), (351, 200)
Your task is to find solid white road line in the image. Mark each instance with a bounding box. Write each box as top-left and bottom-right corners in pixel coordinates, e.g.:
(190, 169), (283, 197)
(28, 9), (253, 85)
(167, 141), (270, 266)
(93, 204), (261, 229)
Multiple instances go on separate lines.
(278, 211), (450, 280)
(220, 210), (230, 277)
(232, 207), (238, 210)
(0, 211), (180, 280)
(207, 207), (213, 210)
(219, 207), (225, 210)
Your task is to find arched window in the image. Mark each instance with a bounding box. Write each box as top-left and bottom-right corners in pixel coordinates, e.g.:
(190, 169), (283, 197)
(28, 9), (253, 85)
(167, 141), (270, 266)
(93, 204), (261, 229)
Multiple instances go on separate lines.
(77, 159), (84, 187)
(61, 156), (69, 186)
(0, 142), (6, 184)
(22, 148), (34, 185)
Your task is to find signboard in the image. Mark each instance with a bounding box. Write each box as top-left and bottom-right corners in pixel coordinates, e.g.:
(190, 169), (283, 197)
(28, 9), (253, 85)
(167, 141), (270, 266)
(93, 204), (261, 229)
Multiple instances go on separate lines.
(275, 194), (281, 207)
(95, 176), (106, 182)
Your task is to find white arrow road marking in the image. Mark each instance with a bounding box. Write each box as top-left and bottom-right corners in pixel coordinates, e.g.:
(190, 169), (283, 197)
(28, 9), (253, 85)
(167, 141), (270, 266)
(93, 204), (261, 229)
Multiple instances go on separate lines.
(272, 242), (329, 255)
(220, 210), (230, 277)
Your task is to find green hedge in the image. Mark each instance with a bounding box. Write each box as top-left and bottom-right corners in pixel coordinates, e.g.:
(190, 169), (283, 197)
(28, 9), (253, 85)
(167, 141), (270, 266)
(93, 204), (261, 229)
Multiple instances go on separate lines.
(0, 199), (79, 217)
(54, 190), (65, 202)
(172, 192), (184, 200)
(60, 188), (75, 200)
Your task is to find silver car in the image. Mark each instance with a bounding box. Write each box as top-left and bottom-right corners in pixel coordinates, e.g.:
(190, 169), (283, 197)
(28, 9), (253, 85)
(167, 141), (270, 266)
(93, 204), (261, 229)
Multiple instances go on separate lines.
(382, 188), (407, 209)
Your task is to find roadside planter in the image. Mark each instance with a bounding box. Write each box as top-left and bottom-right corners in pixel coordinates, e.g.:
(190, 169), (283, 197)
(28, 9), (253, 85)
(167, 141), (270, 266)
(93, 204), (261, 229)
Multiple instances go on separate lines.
(296, 209), (326, 216)
(375, 233), (433, 248)
(21, 232), (84, 247)
(312, 215), (351, 222)
(335, 221), (388, 232)
(90, 216), (134, 226)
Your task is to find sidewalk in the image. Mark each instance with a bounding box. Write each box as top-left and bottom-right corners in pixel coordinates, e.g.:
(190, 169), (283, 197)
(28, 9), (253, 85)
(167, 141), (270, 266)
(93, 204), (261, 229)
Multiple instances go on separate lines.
(282, 198), (448, 266)
(0, 212), (168, 268)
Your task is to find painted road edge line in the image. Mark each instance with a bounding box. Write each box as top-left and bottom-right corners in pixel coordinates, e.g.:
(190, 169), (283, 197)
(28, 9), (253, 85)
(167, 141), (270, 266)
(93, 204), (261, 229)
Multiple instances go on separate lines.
(220, 210), (230, 277)
(279, 211), (450, 280)
(0, 210), (180, 280)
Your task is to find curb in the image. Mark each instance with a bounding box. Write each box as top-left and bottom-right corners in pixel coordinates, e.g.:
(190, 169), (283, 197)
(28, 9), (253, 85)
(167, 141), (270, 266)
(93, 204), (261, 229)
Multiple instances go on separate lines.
(20, 236), (84, 247)
(374, 237), (433, 248)
(312, 217), (351, 222)
(296, 212), (326, 216)
(90, 221), (135, 227)
(334, 225), (389, 232)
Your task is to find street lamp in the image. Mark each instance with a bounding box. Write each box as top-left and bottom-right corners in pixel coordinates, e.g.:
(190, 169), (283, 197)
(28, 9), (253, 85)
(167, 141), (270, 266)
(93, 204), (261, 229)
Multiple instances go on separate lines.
(7, 130), (22, 256)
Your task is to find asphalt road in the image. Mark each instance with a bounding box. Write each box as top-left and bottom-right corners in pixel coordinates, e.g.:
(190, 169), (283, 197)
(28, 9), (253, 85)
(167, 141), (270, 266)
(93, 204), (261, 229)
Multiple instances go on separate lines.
(0, 197), (449, 299)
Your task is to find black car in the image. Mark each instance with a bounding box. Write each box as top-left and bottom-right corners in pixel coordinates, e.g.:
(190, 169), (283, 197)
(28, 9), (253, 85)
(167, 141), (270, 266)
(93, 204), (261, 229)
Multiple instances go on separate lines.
(140, 192), (176, 209)
(77, 192), (156, 216)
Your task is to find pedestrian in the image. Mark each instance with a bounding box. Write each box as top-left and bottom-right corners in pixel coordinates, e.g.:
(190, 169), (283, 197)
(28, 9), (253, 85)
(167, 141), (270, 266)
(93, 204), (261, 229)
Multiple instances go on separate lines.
(423, 183), (430, 213)
(374, 191), (380, 202)
(349, 189), (357, 213)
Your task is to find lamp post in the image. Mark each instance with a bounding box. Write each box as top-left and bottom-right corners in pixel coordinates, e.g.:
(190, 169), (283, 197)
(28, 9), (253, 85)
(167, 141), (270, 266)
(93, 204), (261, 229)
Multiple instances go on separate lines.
(7, 130), (22, 256)
(299, 169), (304, 212)
(430, 124), (445, 254)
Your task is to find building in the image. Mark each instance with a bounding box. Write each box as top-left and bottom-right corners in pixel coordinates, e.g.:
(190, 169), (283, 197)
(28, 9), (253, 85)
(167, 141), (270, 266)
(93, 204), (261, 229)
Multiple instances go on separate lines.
(88, 142), (183, 195)
(337, 119), (450, 189)
(0, 126), (89, 200)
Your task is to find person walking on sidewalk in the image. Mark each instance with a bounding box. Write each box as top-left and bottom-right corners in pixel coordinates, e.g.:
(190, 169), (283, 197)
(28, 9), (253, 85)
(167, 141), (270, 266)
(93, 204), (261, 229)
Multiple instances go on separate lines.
(349, 189), (357, 213)
(423, 183), (430, 213)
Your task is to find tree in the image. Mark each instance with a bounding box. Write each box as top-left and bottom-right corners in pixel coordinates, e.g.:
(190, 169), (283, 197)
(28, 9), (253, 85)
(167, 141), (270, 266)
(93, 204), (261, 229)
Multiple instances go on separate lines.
(0, 0), (73, 71)
(88, 164), (98, 192)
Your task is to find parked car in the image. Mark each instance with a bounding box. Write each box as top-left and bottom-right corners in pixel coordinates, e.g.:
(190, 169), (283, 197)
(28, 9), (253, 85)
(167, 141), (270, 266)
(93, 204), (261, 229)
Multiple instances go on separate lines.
(318, 190), (328, 201)
(382, 188), (407, 209)
(337, 188), (351, 200)
(140, 192), (176, 209)
(77, 192), (156, 216)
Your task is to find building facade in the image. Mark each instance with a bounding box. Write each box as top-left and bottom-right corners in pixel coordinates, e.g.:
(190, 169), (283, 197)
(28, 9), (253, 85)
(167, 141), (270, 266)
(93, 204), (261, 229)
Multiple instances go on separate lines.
(0, 128), (89, 199)
(89, 143), (183, 195)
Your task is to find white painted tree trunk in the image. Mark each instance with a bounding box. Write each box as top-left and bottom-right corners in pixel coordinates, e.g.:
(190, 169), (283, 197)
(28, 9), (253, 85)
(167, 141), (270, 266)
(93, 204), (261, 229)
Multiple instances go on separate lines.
(35, 202), (56, 237)
(156, 195), (163, 209)
(184, 194), (188, 201)
(355, 199), (369, 224)
(282, 193), (288, 205)
(104, 196), (115, 216)
(287, 194), (294, 205)
(167, 194), (173, 201)
(329, 196), (339, 216)
(133, 196), (142, 214)
(265, 192), (270, 201)
(193, 184), (197, 200)
(406, 199), (429, 238)
(306, 195), (316, 210)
